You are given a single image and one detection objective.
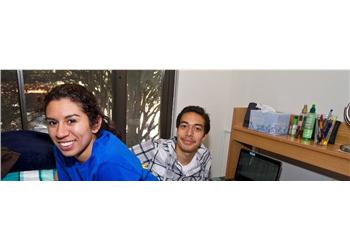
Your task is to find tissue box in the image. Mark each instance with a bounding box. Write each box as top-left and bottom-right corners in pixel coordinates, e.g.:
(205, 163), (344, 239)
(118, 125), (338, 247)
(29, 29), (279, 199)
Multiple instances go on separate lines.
(248, 110), (291, 135)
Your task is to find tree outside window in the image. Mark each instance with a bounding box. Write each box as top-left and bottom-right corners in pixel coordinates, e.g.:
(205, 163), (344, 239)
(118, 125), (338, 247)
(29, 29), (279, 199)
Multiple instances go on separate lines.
(0, 70), (174, 147)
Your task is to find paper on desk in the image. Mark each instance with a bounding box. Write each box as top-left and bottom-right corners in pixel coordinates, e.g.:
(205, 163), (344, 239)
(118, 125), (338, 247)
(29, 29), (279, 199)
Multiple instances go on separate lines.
(256, 103), (276, 113)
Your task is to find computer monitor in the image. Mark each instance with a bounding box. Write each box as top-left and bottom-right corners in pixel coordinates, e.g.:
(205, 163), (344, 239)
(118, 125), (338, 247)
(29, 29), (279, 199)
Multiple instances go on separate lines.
(234, 149), (282, 181)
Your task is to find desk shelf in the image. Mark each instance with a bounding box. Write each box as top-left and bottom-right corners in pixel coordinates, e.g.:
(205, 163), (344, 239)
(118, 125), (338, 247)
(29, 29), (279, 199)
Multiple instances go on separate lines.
(225, 108), (350, 180)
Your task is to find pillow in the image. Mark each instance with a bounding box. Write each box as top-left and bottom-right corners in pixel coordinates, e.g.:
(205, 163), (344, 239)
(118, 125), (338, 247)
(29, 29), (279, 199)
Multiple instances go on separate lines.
(1, 147), (20, 178)
(1, 130), (56, 172)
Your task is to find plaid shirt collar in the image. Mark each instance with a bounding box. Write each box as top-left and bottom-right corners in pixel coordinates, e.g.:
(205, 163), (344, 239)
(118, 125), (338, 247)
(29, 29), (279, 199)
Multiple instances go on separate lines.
(154, 137), (209, 180)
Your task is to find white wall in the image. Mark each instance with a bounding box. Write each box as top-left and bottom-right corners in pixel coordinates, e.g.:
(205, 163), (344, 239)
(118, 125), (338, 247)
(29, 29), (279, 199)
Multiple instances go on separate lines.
(230, 70), (349, 121)
(173, 70), (234, 178)
(174, 70), (350, 179)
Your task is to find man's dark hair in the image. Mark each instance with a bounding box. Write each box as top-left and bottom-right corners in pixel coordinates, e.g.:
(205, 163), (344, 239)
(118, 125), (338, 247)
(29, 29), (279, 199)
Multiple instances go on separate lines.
(176, 105), (210, 135)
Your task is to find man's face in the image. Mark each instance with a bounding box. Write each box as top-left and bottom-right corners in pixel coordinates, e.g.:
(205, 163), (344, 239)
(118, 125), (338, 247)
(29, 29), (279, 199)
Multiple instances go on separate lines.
(176, 112), (207, 154)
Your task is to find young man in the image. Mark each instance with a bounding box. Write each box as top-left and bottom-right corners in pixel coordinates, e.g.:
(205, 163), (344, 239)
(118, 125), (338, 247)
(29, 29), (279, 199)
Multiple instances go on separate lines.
(131, 106), (212, 181)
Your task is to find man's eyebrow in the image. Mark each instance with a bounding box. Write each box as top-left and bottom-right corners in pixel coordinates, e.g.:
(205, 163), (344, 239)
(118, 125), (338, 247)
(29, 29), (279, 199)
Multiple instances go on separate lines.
(193, 124), (204, 127)
(180, 121), (204, 127)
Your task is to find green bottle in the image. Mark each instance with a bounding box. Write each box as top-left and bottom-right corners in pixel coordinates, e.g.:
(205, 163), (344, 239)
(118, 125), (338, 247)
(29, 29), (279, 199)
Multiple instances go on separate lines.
(302, 104), (316, 140)
(291, 116), (299, 136)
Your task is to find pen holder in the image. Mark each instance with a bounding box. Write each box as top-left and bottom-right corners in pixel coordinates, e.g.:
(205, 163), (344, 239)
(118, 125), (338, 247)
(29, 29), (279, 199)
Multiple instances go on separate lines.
(327, 120), (341, 144)
(314, 115), (337, 145)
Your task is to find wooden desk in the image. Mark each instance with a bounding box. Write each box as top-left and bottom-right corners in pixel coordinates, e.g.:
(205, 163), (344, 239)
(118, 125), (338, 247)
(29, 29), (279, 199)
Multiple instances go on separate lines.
(225, 108), (350, 180)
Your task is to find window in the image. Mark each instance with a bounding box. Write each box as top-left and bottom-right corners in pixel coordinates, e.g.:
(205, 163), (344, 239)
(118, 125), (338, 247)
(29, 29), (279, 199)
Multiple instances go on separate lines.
(1, 70), (21, 131)
(0, 70), (175, 146)
(126, 70), (173, 146)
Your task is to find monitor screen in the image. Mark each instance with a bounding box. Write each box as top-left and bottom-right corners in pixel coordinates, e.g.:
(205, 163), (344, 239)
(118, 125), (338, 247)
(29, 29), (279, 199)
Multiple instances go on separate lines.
(234, 149), (282, 181)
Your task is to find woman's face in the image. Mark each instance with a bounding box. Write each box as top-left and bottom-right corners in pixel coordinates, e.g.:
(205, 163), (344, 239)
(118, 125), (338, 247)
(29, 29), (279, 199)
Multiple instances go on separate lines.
(45, 98), (101, 163)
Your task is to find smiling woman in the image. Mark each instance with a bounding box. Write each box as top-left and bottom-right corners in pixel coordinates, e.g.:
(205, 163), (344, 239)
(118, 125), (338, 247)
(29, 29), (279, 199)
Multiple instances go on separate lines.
(43, 84), (158, 181)
(46, 98), (98, 163)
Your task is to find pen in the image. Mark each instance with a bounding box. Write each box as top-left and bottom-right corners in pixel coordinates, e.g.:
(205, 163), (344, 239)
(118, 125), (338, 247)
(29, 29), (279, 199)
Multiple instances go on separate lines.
(323, 117), (334, 139)
(319, 115), (323, 142)
(326, 109), (333, 119)
(324, 117), (337, 144)
(323, 120), (330, 138)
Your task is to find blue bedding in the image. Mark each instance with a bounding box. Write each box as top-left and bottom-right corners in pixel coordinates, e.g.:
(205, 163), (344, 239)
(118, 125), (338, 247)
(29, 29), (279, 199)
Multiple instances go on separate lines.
(2, 169), (56, 181)
(1, 130), (56, 172)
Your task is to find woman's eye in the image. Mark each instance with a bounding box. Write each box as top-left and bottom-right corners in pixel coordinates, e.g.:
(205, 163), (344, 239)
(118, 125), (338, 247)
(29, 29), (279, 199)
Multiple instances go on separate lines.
(47, 120), (57, 126)
(67, 119), (76, 125)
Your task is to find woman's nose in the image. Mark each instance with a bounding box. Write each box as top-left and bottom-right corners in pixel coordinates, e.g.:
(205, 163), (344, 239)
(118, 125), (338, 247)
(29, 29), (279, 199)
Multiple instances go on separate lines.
(56, 123), (69, 138)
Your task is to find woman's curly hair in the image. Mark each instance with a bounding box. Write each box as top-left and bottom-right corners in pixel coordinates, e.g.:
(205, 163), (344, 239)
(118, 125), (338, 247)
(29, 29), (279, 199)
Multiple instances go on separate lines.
(43, 83), (119, 137)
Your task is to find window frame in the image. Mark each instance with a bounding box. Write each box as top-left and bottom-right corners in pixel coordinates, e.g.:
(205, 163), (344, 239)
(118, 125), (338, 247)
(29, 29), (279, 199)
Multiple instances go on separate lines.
(6, 70), (175, 142)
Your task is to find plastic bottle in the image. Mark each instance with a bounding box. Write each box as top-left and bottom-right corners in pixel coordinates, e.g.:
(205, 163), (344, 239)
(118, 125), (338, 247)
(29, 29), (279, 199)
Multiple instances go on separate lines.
(290, 116), (299, 136)
(301, 104), (308, 121)
(302, 104), (316, 140)
(295, 104), (308, 138)
(288, 115), (295, 136)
